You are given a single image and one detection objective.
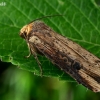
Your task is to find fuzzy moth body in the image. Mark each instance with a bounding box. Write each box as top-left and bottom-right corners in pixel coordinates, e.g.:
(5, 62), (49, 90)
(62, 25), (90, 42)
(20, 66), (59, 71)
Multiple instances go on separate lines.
(20, 20), (100, 92)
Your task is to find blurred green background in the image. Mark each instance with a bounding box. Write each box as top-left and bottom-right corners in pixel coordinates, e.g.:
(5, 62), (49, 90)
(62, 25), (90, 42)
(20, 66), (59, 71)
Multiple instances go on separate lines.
(0, 0), (100, 100)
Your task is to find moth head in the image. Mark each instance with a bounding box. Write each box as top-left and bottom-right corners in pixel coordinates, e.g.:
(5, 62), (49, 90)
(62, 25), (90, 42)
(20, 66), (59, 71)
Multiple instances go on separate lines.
(20, 24), (33, 39)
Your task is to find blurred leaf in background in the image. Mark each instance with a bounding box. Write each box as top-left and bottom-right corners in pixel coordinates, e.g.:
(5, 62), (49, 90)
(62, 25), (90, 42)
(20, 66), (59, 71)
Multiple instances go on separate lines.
(0, 0), (100, 100)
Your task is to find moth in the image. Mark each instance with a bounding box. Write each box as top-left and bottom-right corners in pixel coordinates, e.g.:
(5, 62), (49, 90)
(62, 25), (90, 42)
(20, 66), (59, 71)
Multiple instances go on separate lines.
(20, 18), (100, 92)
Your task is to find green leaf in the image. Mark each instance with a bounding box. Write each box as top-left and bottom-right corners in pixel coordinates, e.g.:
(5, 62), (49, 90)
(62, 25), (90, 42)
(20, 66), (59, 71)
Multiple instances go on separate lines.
(0, 0), (100, 81)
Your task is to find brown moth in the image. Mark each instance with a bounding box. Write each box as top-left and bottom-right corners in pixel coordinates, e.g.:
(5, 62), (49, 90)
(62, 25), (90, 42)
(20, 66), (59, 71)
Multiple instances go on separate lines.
(20, 20), (100, 92)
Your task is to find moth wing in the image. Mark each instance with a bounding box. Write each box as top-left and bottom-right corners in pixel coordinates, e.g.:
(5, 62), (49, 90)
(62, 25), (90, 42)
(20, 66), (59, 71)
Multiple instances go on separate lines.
(29, 21), (100, 92)
(54, 32), (100, 92)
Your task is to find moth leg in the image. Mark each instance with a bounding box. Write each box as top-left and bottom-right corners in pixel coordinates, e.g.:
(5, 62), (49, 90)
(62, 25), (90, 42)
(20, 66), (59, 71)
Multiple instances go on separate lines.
(25, 43), (33, 58)
(26, 48), (32, 58)
(26, 49), (32, 58)
(26, 43), (43, 76)
(31, 49), (43, 76)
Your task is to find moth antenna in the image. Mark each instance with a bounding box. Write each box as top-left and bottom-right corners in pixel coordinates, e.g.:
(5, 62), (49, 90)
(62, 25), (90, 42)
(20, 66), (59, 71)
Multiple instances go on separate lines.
(28, 14), (64, 24)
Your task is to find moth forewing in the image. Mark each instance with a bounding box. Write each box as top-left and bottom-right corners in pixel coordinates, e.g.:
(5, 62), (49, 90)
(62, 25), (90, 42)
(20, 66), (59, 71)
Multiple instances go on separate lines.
(20, 20), (100, 92)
